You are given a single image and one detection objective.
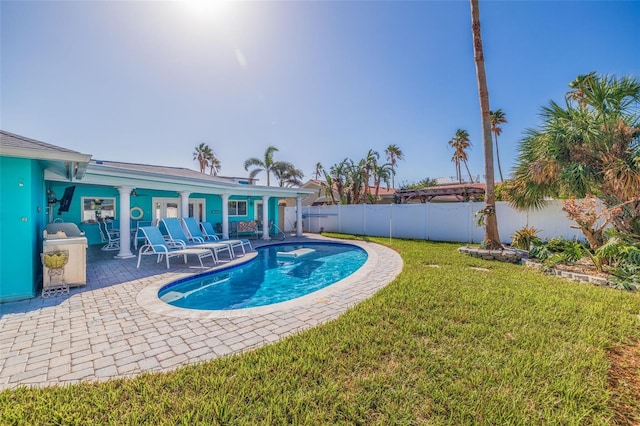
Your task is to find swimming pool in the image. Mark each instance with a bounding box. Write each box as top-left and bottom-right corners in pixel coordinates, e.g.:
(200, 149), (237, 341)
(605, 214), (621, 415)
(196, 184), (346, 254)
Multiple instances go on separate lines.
(158, 242), (368, 310)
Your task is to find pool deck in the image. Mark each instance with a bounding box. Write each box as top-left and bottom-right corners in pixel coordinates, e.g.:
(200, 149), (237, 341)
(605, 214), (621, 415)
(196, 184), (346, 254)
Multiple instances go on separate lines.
(0, 234), (402, 390)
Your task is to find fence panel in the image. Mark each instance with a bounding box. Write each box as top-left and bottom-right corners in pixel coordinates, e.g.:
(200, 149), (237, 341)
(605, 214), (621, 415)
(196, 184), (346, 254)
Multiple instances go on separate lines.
(392, 204), (428, 239)
(285, 199), (592, 243)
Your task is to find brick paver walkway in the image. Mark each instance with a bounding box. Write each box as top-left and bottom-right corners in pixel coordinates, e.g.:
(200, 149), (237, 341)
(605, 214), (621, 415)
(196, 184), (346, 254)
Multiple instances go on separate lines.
(0, 235), (402, 390)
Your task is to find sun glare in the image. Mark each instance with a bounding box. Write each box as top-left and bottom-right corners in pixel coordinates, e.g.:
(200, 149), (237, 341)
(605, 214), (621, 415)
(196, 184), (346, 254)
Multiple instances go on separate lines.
(182, 0), (230, 20)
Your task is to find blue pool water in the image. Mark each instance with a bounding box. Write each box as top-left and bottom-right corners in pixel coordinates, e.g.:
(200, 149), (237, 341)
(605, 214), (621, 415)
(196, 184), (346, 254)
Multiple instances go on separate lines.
(158, 242), (368, 310)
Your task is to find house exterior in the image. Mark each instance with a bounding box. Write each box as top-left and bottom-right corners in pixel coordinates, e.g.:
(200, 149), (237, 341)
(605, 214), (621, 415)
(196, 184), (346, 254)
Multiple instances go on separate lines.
(0, 130), (313, 302)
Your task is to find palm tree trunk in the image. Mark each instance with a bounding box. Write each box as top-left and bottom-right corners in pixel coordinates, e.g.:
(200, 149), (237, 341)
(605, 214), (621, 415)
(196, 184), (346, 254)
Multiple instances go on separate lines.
(471, 0), (502, 249)
(463, 160), (474, 183)
(494, 133), (504, 182)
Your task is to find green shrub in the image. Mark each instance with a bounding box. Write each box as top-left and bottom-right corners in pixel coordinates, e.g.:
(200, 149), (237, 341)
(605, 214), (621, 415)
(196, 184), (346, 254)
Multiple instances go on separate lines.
(511, 225), (541, 250)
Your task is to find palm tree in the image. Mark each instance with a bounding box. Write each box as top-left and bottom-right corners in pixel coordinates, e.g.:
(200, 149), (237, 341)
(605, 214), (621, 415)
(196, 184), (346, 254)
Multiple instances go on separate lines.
(330, 159), (349, 204)
(243, 146), (281, 186)
(490, 109), (507, 182)
(319, 170), (338, 205)
(362, 149), (380, 200)
(448, 129), (474, 183)
(208, 154), (221, 176)
(274, 162), (304, 187)
(470, 0), (502, 249)
(384, 144), (404, 188)
(508, 73), (640, 245)
(566, 71), (597, 109)
(372, 162), (393, 201)
(193, 142), (211, 174)
(313, 162), (323, 180)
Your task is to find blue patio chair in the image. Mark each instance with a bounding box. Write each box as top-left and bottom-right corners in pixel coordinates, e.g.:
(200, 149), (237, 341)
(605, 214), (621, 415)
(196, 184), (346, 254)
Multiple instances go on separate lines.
(136, 226), (214, 269)
(161, 218), (232, 261)
(181, 217), (247, 257)
(200, 221), (253, 253)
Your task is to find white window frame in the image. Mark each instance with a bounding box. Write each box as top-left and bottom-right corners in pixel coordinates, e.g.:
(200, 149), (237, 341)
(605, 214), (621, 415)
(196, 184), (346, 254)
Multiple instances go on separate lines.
(81, 196), (116, 223)
(228, 200), (248, 217)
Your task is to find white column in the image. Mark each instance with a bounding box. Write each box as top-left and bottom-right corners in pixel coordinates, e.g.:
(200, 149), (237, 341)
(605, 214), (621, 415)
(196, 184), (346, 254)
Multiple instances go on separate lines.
(296, 196), (303, 237)
(221, 193), (229, 239)
(179, 191), (191, 218)
(115, 186), (135, 259)
(262, 195), (270, 240)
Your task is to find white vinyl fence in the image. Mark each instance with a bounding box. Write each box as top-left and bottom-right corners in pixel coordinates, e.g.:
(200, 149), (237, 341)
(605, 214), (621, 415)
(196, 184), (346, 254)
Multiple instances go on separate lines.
(284, 201), (588, 244)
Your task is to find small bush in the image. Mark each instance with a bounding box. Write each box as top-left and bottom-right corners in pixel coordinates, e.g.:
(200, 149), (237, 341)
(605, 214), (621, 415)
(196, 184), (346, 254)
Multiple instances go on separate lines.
(511, 225), (541, 250)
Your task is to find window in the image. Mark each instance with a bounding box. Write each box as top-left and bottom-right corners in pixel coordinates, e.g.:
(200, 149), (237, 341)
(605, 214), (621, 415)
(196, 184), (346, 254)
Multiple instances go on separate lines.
(81, 197), (116, 222)
(228, 200), (247, 216)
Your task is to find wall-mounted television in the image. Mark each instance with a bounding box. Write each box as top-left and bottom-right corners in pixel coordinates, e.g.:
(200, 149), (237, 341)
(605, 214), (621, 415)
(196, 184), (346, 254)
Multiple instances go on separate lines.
(57, 186), (76, 215)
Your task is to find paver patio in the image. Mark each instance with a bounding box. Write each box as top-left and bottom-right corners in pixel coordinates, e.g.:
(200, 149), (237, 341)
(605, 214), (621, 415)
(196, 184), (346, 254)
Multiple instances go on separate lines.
(0, 234), (402, 390)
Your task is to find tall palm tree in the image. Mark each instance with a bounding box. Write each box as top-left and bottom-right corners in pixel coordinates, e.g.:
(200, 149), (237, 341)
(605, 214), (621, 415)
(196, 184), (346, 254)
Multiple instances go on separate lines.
(362, 149), (380, 200)
(448, 129), (474, 183)
(490, 109), (507, 182)
(313, 162), (323, 180)
(384, 144), (404, 188)
(372, 162), (393, 201)
(330, 159), (349, 204)
(243, 146), (280, 186)
(193, 142), (211, 174)
(470, 0), (502, 249)
(274, 162), (304, 187)
(208, 153), (221, 176)
(319, 170), (337, 205)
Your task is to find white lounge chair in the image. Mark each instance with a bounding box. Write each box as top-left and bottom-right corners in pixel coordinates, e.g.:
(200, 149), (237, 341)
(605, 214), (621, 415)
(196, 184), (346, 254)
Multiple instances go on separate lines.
(99, 220), (120, 251)
(136, 226), (214, 269)
(161, 218), (232, 261)
(200, 221), (253, 253)
(181, 218), (247, 257)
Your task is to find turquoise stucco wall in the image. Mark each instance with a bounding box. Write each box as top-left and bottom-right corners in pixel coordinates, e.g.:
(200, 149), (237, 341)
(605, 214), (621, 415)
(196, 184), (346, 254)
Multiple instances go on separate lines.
(0, 157), (44, 302)
(42, 184), (281, 245)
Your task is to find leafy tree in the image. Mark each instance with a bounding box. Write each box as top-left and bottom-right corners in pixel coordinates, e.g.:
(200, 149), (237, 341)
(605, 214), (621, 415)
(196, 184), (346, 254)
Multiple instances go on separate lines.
(243, 146), (281, 186)
(490, 108), (507, 182)
(507, 73), (640, 244)
(470, 0), (502, 249)
(448, 129), (473, 183)
(385, 144), (404, 188)
(372, 161), (393, 201)
(400, 178), (437, 190)
(314, 162), (323, 180)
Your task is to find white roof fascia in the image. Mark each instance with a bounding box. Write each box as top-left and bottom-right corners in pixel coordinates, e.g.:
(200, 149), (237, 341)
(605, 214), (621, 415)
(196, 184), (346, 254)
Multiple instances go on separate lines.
(48, 164), (315, 198)
(0, 146), (92, 164)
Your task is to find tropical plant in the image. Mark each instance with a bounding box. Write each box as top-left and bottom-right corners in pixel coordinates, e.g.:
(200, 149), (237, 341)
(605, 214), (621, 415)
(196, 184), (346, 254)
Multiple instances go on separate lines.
(313, 162), (323, 180)
(448, 129), (473, 184)
(506, 73), (640, 240)
(490, 108), (507, 182)
(193, 142), (212, 174)
(385, 144), (404, 188)
(372, 162), (393, 201)
(318, 170), (337, 205)
(400, 178), (438, 190)
(511, 225), (541, 250)
(244, 146), (283, 186)
(208, 152), (221, 176)
(470, 0), (502, 249)
(273, 162), (304, 187)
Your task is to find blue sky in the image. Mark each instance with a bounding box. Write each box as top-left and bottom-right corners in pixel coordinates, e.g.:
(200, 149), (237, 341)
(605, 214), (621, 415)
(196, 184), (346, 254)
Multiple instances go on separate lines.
(2, 1), (639, 186)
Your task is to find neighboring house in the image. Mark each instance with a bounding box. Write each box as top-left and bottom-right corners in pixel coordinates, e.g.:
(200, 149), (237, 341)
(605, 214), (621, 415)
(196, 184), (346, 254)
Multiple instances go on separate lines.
(0, 130), (312, 302)
(285, 179), (396, 206)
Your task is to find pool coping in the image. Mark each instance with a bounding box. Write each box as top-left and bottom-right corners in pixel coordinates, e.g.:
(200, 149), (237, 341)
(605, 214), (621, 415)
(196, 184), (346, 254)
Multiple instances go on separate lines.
(137, 239), (379, 319)
(0, 234), (403, 390)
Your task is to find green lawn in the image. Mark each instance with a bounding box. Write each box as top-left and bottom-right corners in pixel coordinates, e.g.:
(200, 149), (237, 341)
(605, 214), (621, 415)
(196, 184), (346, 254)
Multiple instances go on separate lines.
(2, 237), (639, 425)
